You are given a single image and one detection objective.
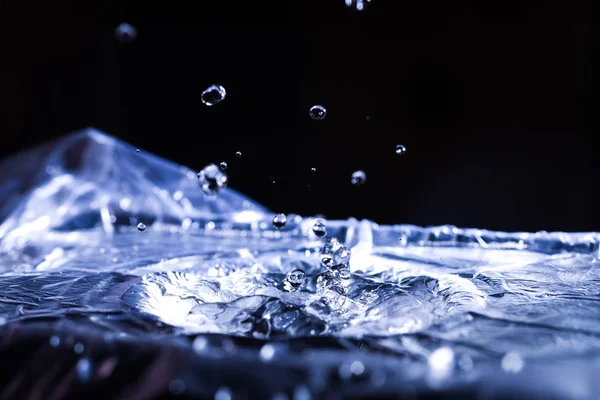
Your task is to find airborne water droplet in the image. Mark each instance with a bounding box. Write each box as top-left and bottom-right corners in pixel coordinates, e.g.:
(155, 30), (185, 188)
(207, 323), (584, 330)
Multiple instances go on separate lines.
(137, 223), (146, 232)
(309, 105), (327, 120)
(284, 269), (306, 291)
(395, 144), (407, 155)
(272, 213), (287, 229)
(351, 170), (366, 185)
(235, 151), (242, 158)
(312, 221), (327, 238)
(201, 84), (226, 106)
(115, 22), (137, 43)
(345, 0), (372, 11)
(310, 167), (316, 172)
(219, 162), (228, 170)
(197, 164), (228, 195)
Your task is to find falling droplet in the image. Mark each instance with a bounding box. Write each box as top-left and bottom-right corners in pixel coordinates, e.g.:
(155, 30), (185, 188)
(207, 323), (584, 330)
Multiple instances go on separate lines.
(197, 164), (229, 195)
(272, 213), (287, 229)
(284, 269), (306, 291)
(115, 22), (137, 43)
(214, 387), (233, 400)
(74, 342), (85, 354)
(76, 358), (92, 382)
(321, 237), (351, 267)
(309, 105), (327, 120)
(235, 151), (242, 158)
(310, 167), (316, 172)
(351, 170), (366, 185)
(395, 144), (407, 155)
(137, 222), (146, 232)
(259, 343), (275, 362)
(219, 162), (228, 170)
(201, 84), (226, 106)
(312, 221), (327, 238)
(345, 0), (372, 11)
(49, 335), (60, 347)
(136, 149), (140, 153)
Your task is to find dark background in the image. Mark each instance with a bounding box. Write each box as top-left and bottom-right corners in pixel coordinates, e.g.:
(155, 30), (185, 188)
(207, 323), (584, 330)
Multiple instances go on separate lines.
(0, 0), (597, 231)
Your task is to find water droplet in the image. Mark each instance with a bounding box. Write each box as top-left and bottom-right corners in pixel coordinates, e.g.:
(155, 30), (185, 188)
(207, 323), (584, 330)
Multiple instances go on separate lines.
(312, 221), (327, 238)
(395, 144), (407, 155)
(76, 358), (92, 381)
(345, 0), (371, 11)
(272, 213), (287, 229)
(309, 105), (327, 120)
(428, 347), (454, 381)
(137, 222), (146, 232)
(235, 151), (242, 158)
(197, 164), (229, 195)
(259, 343), (275, 361)
(351, 170), (366, 185)
(310, 167), (316, 172)
(220, 161), (228, 170)
(136, 149), (140, 153)
(215, 387), (233, 400)
(284, 269), (306, 291)
(169, 379), (186, 395)
(74, 342), (85, 354)
(193, 336), (208, 353)
(501, 352), (524, 374)
(115, 22), (137, 43)
(321, 237), (351, 267)
(293, 386), (312, 400)
(201, 84), (226, 106)
(49, 335), (60, 347)
(350, 360), (365, 376)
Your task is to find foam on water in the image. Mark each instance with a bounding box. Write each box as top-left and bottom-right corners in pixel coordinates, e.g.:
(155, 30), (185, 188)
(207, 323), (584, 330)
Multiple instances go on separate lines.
(2, 129), (600, 397)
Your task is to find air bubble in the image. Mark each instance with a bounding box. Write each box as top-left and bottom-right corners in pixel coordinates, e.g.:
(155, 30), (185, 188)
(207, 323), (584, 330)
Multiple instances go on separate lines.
(137, 223), (146, 232)
(309, 105), (327, 120)
(201, 84), (226, 106)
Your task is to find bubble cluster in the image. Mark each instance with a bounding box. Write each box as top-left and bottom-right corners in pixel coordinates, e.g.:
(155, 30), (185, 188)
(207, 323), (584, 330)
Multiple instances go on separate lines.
(272, 213), (287, 229)
(197, 164), (228, 195)
(309, 105), (327, 120)
(312, 221), (327, 238)
(395, 144), (407, 155)
(351, 170), (366, 185)
(201, 84), (226, 106)
(137, 222), (146, 232)
(115, 23), (137, 44)
(283, 269), (306, 291)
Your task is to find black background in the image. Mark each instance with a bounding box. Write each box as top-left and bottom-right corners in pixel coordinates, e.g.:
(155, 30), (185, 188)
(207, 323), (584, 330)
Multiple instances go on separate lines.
(0, 0), (597, 231)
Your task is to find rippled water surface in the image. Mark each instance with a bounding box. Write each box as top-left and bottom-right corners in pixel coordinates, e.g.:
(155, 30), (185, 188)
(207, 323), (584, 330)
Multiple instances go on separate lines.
(2, 129), (600, 398)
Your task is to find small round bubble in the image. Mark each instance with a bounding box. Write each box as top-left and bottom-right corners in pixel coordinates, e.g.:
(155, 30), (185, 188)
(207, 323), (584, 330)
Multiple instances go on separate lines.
(351, 170), (366, 185)
(312, 221), (327, 238)
(201, 84), (226, 106)
(115, 23), (137, 43)
(272, 213), (287, 229)
(395, 144), (407, 155)
(137, 222), (146, 232)
(309, 105), (327, 120)
(219, 162), (228, 170)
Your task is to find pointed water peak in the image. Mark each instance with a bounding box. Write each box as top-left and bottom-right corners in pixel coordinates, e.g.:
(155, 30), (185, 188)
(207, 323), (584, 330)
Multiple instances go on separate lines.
(0, 128), (268, 239)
